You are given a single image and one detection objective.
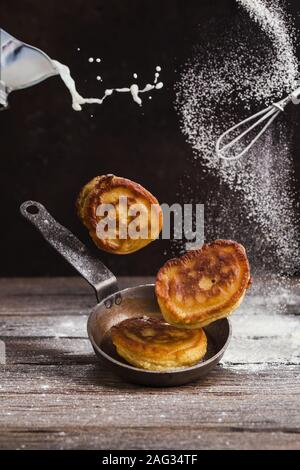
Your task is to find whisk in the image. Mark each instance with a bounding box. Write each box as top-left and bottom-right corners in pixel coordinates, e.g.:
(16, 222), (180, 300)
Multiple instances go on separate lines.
(215, 86), (300, 161)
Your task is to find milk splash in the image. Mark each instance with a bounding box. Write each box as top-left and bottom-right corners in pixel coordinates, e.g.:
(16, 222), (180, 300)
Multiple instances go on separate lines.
(52, 60), (163, 111)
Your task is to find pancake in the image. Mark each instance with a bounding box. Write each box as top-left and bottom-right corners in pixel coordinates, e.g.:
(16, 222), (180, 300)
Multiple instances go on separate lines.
(155, 239), (251, 329)
(77, 174), (163, 254)
(111, 317), (207, 371)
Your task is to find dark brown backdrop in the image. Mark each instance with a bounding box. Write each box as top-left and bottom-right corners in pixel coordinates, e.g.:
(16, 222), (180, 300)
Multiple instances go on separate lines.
(1, 0), (299, 276)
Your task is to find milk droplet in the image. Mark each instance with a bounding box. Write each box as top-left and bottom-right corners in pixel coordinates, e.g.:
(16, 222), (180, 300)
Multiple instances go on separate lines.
(52, 60), (163, 110)
(96, 58), (101, 63)
(133, 73), (138, 79)
(156, 66), (161, 72)
(130, 84), (142, 106)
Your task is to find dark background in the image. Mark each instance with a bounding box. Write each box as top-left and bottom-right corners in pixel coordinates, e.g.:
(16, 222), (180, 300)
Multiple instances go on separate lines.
(1, 0), (300, 277)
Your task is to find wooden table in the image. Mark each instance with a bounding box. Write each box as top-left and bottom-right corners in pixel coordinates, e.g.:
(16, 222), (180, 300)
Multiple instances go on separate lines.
(0, 277), (299, 450)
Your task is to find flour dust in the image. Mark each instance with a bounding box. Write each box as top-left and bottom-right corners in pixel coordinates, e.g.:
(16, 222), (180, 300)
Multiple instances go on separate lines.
(174, 0), (300, 292)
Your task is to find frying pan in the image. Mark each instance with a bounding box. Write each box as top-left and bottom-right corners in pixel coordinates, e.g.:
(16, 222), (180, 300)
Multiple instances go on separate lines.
(20, 200), (232, 386)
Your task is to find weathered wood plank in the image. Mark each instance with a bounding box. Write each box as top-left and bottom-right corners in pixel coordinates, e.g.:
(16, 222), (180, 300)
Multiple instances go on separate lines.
(1, 295), (299, 316)
(1, 334), (299, 366)
(0, 277), (154, 297)
(0, 362), (299, 396)
(0, 296), (94, 317)
(0, 429), (299, 450)
(1, 308), (299, 364)
(0, 315), (88, 337)
(0, 368), (299, 432)
(0, 277), (155, 317)
(1, 337), (95, 365)
(0, 277), (299, 450)
(1, 278), (299, 317)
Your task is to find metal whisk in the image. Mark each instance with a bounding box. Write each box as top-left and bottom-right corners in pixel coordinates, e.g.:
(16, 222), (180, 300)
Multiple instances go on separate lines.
(215, 86), (300, 161)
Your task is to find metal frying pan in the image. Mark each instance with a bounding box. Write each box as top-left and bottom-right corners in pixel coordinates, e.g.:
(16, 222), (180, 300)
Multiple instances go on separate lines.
(20, 200), (232, 387)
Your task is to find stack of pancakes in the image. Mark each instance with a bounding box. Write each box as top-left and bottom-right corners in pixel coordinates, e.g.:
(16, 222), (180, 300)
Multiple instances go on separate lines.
(112, 240), (251, 371)
(76, 177), (251, 371)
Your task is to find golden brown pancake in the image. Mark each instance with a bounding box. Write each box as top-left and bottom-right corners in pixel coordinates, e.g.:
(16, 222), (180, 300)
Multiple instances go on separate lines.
(155, 240), (251, 329)
(111, 317), (207, 371)
(77, 174), (163, 254)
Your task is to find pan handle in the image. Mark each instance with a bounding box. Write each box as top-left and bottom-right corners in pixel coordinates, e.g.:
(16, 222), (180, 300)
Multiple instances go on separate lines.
(20, 201), (119, 303)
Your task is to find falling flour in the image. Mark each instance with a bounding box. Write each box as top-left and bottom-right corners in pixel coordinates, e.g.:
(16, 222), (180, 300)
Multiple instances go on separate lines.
(52, 60), (163, 111)
(175, 0), (300, 280)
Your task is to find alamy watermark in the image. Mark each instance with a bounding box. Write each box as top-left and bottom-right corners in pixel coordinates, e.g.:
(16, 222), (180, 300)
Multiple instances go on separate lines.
(95, 196), (204, 250)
